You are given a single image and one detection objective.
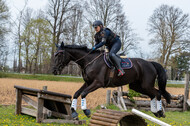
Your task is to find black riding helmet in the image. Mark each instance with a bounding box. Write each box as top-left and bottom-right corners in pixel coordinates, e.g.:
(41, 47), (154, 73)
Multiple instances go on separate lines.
(92, 20), (103, 28)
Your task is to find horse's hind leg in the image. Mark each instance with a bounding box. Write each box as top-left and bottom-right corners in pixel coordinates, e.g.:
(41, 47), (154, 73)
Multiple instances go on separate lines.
(140, 83), (165, 118)
(130, 82), (164, 118)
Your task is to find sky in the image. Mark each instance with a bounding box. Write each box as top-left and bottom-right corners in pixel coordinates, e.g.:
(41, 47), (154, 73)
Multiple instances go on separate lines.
(6, 0), (190, 66)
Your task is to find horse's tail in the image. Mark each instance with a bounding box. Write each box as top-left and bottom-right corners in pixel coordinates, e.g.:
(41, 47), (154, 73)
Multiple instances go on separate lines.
(151, 62), (171, 104)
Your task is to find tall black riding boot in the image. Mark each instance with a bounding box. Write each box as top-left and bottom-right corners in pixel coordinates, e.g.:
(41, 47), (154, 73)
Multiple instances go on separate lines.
(111, 55), (125, 76)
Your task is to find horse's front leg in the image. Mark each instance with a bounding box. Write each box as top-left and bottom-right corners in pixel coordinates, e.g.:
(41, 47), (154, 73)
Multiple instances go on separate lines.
(80, 80), (101, 118)
(71, 83), (88, 119)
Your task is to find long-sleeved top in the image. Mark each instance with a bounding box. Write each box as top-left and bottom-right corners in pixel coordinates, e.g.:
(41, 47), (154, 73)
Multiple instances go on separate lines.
(94, 28), (119, 49)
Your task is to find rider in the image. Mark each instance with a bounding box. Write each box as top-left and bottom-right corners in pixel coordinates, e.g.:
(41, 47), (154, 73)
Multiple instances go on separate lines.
(92, 20), (125, 76)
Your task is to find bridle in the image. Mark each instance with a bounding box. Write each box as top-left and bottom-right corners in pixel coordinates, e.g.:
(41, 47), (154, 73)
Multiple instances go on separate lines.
(55, 49), (93, 64)
(54, 49), (103, 70)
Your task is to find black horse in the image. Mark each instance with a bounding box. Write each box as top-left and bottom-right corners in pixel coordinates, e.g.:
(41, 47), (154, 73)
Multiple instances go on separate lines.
(53, 42), (171, 119)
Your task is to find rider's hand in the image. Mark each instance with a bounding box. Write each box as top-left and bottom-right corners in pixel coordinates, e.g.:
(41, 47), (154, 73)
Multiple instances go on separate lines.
(92, 46), (96, 51)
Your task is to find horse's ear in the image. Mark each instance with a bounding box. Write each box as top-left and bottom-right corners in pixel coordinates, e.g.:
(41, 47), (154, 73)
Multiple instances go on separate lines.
(55, 43), (59, 48)
(61, 41), (64, 48)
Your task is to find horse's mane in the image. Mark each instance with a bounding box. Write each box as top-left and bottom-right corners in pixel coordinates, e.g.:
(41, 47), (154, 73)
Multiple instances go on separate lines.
(64, 44), (102, 53)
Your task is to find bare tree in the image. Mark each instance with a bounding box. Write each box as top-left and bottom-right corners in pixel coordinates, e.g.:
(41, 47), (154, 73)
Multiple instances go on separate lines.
(83, 0), (138, 53)
(84, 0), (121, 27)
(113, 9), (139, 53)
(64, 4), (83, 44)
(21, 8), (33, 73)
(46, 0), (74, 71)
(12, 0), (28, 73)
(0, 0), (10, 70)
(148, 4), (190, 68)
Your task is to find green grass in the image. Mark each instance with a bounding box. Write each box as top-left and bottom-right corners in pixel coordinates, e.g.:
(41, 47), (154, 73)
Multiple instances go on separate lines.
(1, 105), (190, 126)
(166, 84), (185, 88)
(0, 105), (90, 126)
(0, 72), (84, 83)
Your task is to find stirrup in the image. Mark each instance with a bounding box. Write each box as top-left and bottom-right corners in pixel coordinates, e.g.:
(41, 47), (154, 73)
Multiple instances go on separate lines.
(118, 69), (125, 76)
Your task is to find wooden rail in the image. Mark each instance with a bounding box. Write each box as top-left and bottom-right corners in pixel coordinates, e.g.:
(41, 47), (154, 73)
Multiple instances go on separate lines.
(14, 85), (85, 125)
(89, 109), (147, 126)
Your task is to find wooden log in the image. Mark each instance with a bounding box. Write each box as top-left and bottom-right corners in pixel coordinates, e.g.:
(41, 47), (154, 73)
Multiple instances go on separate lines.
(15, 89), (22, 115)
(39, 94), (71, 104)
(14, 85), (72, 98)
(97, 109), (128, 114)
(89, 124), (102, 126)
(93, 113), (121, 120)
(21, 107), (37, 117)
(22, 95), (52, 117)
(106, 90), (111, 105)
(89, 109), (147, 126)
(113, 90), (184, 100)
(117, 87), (123, 110)
(64, 104), (72, 116)
(51, 111), (71, 119)
(42, 119), (86, 125)
(91, 115), (118, 124)
(90, 119), (117, 126)
(124, 98), (183, 108)
(96, 109), (126, 116)
(43, 86), (47, 91)
(22, 90), (38, 96)
(36, 93), (44, 123)
(22, 95), (37, 109)
(183, 74), (189, 111)
(187, 99), (190, 107)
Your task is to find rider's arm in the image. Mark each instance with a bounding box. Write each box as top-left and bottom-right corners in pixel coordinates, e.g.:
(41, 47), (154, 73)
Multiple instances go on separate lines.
(94, 30), (107, 49)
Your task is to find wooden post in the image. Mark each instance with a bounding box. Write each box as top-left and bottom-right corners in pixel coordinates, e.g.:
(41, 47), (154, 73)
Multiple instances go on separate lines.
(15, 89), (22, 115)
(183, 74), (189, 111)
(106, 90), (111, 105)
(43, 86), (47, 91)
(117, 87), (124, 110)
(36, 93), (44, 123)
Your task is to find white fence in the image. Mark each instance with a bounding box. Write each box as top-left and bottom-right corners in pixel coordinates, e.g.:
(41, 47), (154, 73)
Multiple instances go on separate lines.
(167, 80), (190, 85)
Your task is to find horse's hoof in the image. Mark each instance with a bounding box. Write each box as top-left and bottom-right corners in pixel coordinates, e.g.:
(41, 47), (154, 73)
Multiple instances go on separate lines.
(157, 110), (165, 118)
(71, 111), (78, 120)
(83, 109), (91, 118)
(153, 112), (160, 118)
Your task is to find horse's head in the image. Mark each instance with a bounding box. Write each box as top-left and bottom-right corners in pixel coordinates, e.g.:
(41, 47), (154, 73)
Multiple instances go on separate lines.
(52, 42), (71, 75)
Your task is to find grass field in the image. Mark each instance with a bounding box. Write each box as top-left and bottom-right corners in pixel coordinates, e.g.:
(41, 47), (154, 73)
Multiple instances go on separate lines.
(0, 72), (189, 125)
(0, 105), (190, 126)
(0, 72), (84, 83)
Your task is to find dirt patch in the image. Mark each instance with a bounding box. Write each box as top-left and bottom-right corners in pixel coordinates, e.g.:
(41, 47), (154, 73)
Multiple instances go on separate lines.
(0, 78), (188, 109)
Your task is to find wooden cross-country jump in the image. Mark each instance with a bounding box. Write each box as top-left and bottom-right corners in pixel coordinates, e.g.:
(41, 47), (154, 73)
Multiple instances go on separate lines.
(14, 85), (85, 125)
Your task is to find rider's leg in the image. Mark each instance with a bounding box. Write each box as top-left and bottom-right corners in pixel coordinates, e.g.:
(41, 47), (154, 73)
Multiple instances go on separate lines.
(71, 83), (88, 119)
(109, 40), (125, 76)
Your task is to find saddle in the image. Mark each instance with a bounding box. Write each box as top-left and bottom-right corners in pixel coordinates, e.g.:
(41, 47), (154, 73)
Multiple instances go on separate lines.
(104, 52), (133, 69)
(103, 52), (133, 87)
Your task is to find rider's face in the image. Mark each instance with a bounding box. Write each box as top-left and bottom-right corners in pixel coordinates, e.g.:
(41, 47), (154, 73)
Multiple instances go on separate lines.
(94, 26), (101, 32)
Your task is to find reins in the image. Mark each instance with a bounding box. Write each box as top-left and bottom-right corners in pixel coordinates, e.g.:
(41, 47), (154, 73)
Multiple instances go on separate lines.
(83, 53), (103, 70)
(67, 50), (103, 69)
(74, 50), (93, 63)
(56, 49), (103, 70)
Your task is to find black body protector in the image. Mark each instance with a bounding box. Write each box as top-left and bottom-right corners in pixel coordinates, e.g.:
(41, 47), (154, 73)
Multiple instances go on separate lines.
(94, 28), (125, 76)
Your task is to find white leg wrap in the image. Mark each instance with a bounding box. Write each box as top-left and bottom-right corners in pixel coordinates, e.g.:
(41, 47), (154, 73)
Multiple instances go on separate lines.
(81, 98), (87, 110)
(157, 100), (162, 111)
(150, 98), (157, 113)
(71, 99), (77, 110)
